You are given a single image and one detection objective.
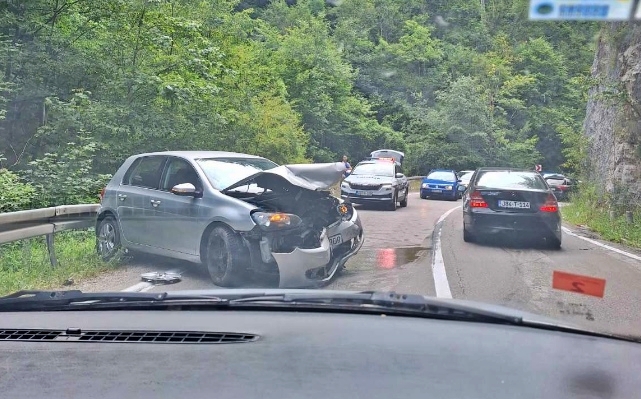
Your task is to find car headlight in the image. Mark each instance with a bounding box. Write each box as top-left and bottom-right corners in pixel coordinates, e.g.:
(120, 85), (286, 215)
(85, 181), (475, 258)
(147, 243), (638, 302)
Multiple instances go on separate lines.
(341, 181), (350, 189)
(337, 202), (354, 221)
(422, 183), (428, 188)
(381, 183), (393, 189)
(445, 185), (453, 190)
(251, 212), (302, 230)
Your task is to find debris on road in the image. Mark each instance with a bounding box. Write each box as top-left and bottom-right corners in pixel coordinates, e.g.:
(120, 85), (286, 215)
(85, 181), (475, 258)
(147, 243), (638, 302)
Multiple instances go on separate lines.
(140, 272), (182, 285)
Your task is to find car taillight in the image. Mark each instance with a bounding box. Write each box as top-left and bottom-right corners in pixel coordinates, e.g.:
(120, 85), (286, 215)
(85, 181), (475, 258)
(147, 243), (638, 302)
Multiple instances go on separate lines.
(99, 187), (106, 202)
(469, 190), (488, 208)
(540, 194), (558, 212)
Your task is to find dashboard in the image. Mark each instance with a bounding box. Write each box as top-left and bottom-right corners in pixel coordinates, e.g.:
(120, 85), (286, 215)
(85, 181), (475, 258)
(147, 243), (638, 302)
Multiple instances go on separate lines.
(1, 309), (639, 399)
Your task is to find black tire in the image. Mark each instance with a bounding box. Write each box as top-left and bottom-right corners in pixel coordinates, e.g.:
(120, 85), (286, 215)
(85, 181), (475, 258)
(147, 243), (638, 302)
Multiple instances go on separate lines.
(420, 192), (427, 199)
(463, 224), (475, 243)
(205, 226), (249, 287)
(388, 191), (398, 211)
(96, 216), (121, 261)
(399, 189), (408, 207)
(546, 235), (562, 250)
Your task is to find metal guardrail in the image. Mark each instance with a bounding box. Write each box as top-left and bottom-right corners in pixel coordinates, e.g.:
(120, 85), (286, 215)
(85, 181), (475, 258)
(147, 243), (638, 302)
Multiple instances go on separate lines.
(0, 204), (99, 267)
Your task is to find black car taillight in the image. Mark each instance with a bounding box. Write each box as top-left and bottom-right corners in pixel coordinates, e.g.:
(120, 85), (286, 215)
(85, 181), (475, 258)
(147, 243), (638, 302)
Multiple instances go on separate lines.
(469, 190), (488, 208)
(540, 193), (558, 212)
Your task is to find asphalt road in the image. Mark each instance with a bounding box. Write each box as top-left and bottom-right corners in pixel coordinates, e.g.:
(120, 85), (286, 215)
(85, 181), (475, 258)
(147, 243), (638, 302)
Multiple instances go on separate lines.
(69, 191), (641, 338)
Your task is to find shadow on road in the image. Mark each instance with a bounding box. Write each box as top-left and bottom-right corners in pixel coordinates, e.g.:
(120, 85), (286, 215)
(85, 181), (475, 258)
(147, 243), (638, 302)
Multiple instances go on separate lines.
(469, 234), (561, 251)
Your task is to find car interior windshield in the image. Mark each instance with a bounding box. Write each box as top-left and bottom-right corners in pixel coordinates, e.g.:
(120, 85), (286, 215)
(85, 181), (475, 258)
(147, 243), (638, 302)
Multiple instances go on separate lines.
(197, 158), (278, 190)
(351, 163), (394, 177)
(427, 171), (456, 181)
(476, 171), (547, 190)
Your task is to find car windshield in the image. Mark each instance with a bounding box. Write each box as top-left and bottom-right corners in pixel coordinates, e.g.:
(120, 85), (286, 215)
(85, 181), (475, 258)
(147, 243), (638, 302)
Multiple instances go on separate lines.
(476, 171), (547, 190)
(2, 0), (640, 345)
(197, 158), (278, 190)
(351, 163), (394, 177)
(427, 171), (456, 181)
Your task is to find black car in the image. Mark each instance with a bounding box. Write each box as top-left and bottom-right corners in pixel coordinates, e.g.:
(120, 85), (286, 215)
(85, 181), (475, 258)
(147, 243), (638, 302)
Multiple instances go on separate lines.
(462, 168), (562, 248)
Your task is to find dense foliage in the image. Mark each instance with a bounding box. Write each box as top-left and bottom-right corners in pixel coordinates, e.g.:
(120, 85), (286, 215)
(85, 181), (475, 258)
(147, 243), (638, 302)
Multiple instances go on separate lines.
(0, 0), (598, 208)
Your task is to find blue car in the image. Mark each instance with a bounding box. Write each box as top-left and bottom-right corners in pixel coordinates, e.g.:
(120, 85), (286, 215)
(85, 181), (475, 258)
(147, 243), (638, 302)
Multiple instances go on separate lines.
(420, 169), (460, 201)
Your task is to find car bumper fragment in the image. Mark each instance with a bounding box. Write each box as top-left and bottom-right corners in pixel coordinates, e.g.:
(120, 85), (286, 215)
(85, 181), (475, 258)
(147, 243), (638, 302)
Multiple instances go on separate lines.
(271, 211), (364, 288)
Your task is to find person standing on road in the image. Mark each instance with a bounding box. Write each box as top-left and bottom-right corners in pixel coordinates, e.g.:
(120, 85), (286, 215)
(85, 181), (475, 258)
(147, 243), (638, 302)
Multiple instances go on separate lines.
(342, 155), (352, 178)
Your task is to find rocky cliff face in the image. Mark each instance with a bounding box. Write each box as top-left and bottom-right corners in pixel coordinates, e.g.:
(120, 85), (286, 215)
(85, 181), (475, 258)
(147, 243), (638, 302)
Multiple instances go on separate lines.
(584, 23), (641, 204)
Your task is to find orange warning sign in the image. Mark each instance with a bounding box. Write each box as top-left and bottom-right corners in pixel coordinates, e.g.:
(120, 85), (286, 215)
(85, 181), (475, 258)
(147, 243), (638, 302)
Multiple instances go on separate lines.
(552, 271), (606, 298)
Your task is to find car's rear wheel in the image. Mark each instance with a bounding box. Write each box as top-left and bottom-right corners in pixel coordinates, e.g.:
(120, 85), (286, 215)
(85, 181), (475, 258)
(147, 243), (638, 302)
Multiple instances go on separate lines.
(205, 226), (248, 287)
(388, 191), (398, 211)
(399, 189), (408, 207)
(96, 216), (121, 261)
(545, 234), (562, 250)
(463, 223), (475, 243)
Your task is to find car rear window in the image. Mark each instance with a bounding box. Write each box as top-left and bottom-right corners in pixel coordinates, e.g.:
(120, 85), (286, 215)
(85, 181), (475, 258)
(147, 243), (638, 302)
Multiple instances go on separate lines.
(427, 171), (456, 181)
(475, 171), (547, 190)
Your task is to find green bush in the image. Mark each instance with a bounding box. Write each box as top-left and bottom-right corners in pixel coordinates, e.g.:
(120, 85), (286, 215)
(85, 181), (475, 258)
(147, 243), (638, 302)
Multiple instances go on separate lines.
(563, 183), (641, 248)
(0, 168), (35, 212)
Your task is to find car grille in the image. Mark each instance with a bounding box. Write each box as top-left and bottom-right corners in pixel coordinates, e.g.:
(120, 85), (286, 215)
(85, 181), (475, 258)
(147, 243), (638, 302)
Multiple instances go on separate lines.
(350, 184), (382, 191)
(0, 328), (259, 344)
(426, 184), (451, 189)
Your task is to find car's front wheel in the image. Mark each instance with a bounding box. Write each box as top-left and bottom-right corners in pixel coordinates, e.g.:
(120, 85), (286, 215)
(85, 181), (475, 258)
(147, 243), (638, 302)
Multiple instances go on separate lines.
(96, 216), (121, 261)
(399, 189), (408, 207)
(388, 191), (398, 211)
(205, 226), (248, 287)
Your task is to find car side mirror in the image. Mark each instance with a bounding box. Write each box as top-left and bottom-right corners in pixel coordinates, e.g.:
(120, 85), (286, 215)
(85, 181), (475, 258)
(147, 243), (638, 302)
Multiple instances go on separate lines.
(171, 183), (201, 197)
(396, 173), (404, 178)
(457, 179), (462, 182)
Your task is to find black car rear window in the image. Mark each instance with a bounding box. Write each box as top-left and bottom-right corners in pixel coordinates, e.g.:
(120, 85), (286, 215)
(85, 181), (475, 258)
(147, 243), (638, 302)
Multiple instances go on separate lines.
(475, 171), (547, 190)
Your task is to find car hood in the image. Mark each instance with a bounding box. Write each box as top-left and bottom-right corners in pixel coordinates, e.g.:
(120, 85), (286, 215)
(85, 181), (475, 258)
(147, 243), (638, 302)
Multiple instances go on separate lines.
(344, 174), (395, 185)
(222, 162), (347, 192)
(422, 178), (457, 185)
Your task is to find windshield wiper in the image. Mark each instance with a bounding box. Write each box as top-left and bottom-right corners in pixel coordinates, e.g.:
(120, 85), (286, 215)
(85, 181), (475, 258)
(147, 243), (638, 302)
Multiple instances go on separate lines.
(228, 291), (524, 324)
(0, 290), (228, 311)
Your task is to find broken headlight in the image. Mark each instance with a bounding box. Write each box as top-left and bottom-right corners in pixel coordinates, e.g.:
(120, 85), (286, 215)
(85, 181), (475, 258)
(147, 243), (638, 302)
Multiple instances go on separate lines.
(251, 211), (302, 230)
(337, 202), (354, 221)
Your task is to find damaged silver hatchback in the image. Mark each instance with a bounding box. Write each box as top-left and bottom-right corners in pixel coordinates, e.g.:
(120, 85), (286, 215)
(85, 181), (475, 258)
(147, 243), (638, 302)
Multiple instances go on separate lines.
(95, 151), (364, 288)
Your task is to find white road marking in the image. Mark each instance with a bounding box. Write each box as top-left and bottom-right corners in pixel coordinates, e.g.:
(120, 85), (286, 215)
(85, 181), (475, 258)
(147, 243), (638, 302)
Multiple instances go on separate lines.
(562, 226), (641, 262)
(121, 269), (184, 292)
(431, 206), (461, 299)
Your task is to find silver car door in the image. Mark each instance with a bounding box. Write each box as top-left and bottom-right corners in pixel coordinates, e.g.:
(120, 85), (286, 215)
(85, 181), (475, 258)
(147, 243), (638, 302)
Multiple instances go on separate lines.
(151, 157), (207, 255)
(117, 155), (167, 247)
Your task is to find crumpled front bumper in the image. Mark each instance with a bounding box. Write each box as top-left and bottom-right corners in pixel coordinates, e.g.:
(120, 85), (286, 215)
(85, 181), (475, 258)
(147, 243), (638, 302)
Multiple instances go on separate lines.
(272, 210), (364, 288)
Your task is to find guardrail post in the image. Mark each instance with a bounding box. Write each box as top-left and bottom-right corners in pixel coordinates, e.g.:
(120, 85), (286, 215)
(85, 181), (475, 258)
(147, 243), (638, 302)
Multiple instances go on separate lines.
(625, 211), (634, 224)
(45, 233), (58, 268)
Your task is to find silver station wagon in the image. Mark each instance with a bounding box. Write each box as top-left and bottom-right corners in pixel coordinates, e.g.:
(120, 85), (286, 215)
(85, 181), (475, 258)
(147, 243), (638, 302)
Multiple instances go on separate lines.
(95, 151), (364, 288)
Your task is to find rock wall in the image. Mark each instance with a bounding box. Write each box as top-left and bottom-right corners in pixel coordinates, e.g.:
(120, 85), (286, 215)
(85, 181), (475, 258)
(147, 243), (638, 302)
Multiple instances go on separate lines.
(584, 23), (641, 203)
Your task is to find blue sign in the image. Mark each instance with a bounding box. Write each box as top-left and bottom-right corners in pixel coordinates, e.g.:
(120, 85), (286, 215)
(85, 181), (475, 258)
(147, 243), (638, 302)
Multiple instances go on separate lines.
(529, 0), (634, 20)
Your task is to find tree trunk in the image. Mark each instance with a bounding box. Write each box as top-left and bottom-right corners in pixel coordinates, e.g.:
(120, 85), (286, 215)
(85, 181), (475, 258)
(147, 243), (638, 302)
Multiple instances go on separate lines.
(584, 23), (641, 204)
